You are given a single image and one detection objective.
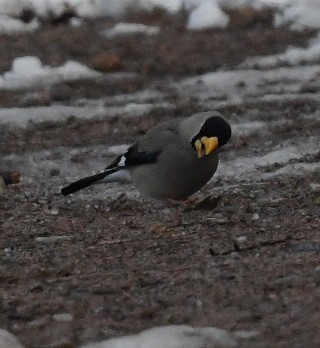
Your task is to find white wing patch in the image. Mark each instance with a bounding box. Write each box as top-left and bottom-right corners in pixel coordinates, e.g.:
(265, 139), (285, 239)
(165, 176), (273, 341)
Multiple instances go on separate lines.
(118, 155), (127, 167)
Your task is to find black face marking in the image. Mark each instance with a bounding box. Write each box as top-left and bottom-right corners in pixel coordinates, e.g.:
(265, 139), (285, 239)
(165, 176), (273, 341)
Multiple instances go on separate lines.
(191, 116), (232, 149)
(106, 144), (161, 169)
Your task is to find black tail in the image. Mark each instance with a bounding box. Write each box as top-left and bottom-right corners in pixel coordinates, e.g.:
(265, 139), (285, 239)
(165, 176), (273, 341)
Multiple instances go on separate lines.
(61, 169), (118, 196)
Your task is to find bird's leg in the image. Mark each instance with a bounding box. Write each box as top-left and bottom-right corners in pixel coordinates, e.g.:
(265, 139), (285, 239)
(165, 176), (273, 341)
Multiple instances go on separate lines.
(168, 196), (203, 207)
(168, 195), (221, 210)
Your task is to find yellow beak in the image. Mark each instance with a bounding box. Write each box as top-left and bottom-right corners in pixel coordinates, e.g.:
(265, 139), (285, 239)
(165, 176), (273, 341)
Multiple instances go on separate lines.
(195, 136), (218, 158)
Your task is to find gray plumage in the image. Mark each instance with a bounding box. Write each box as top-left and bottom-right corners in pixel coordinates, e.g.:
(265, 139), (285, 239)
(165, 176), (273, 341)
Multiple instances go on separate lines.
(61, 111), (231, 200)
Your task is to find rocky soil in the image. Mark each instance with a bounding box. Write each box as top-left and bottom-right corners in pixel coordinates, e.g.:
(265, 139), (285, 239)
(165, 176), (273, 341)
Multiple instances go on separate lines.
(1, 9), (320, 348)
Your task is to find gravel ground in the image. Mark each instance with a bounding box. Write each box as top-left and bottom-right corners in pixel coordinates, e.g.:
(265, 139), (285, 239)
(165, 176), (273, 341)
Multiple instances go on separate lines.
(1, 9), (320, 348)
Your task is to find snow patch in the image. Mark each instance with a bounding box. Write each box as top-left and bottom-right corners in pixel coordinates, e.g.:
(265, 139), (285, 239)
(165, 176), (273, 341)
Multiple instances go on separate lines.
(242, 34), (320, 68)
(140, 0), (183, 13)
(103, 23), (159, 37)
(0, 102), (173, 128)
(274, 0), (320, 30)
(81, 325), (258, 348)
(0, 56), (101, 90)
(0, 15), (38, 34)
(0, 0), (320, 33)
(0, 329), (24, 348)
(217, 136), (320, 181)
(176, 64), (320, 102)
(0, 0), (26, 17)
(187, 0), (229, 29)
(107, 145), (130, 156)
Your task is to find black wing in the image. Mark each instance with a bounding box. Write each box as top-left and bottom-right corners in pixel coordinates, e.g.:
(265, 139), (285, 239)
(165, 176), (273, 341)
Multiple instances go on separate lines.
(106, 144), (161, 170)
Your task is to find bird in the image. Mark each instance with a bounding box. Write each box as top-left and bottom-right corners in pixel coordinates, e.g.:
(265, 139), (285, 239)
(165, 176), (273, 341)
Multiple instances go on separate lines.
(61, 111), (231, 200)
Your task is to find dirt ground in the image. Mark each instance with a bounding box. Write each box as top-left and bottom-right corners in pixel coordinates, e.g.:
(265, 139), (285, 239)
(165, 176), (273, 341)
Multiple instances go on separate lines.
(1, 9), (320, 348)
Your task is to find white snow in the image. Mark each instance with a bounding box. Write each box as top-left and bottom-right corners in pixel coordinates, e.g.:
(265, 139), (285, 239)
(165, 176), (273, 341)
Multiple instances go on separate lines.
(0, 106), (103, 128)
(0, 102), (174, 128)
(0, 329), (24, 348)
(176, 64), (320, 102)
(0, 56), (101, 90)
(216, 135), (320, 181)
(0, 0), (320, 32)
(107, 144), (130, 156)
(103, 23), (160, 37)
(242, 34), (320, 68)
(274, 0), (320, 30)
(187, 0), (229, 29)
(81, 325), (258, 348)
(0, 0), (26, 17)
(0, 15), (38, 34)
(140, 0), (183, 13)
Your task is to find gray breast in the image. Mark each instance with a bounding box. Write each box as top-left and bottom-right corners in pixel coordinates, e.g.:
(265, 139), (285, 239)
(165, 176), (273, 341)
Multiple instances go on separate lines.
(130, 147), (219, 200)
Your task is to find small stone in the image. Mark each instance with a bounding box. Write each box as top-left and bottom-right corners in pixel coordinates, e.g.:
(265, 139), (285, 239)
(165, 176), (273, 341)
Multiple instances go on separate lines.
(216, 218), (229, 224)
(252, 212), (259, 220)
(50, 168), (60, 176)
(236, 80), (247, 88)
(236, 236), (247, 243)
(27, 316), (49, 328)
(233, 236), (247, 252)
(49, 208), (59, 215)
(310, 183), (320, 191)
(232, 187), (242, 194)
(92, 53), (123, 72)
(207, 213), (229, 224)
(52, 313), (73, 322)
(35, 236), (74, 243)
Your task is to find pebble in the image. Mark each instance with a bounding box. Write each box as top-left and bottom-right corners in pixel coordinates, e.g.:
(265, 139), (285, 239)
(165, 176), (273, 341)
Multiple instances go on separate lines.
(92, 52), (123, 72)
(236, 236), (247, 243)
(310, 183), (320, 191)
(50, 168), (60, 176)
(26, 316), (48, 328)
(234, 236), (247, 251)
(252, 212), (259, 220)
(49, 208), (59, 215)
(35, 236), (74, 243)
(52, 313), (73, 322)
(207, 214), (229, 224)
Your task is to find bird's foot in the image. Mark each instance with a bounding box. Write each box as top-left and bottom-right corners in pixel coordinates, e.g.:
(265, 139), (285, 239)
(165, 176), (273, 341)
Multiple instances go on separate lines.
(168, 195), (221, 211)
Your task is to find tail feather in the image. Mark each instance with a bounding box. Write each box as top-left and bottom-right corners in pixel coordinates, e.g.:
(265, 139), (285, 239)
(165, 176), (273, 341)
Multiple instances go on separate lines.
(61, 169), (118, 196)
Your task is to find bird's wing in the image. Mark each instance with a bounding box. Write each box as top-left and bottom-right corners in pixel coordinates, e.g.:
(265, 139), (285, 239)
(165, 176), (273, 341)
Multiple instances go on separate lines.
(106, 118), (182, 170)
(106, 143), (161, 169)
